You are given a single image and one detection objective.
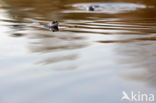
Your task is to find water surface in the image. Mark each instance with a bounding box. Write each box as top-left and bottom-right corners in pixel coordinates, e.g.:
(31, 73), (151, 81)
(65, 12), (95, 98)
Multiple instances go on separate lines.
(0, 0), (156, 103)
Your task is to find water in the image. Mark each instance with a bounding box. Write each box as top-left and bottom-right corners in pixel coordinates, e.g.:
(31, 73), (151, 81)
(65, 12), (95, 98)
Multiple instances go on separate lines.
(0, 0), (156, 103)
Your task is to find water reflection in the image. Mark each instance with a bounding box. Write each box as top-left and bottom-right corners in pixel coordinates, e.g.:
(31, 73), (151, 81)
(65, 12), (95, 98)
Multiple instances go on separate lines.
(1, 0), (156, 103)
(115, 40), (156, 87)
(37, 54), (78, 64)
(28, 31), (88, 52)
(97, 36), (156, 43)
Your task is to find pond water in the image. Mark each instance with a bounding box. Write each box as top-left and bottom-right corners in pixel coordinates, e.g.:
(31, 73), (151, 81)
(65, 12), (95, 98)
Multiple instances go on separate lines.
(0, 0), (156, 103)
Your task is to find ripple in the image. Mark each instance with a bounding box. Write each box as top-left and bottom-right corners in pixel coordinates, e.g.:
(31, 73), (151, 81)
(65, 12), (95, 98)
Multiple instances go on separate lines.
(63, 2), (148, 14)
(60, 18), (156, 35)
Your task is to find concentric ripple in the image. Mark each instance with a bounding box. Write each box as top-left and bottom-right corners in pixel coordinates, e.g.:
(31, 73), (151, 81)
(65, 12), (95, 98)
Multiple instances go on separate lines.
(63, 2), (148, 14)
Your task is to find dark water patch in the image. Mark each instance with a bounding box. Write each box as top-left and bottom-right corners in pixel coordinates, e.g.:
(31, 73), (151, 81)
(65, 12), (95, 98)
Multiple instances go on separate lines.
(97, 36), (156, 43)
(11, 33), (25, 37)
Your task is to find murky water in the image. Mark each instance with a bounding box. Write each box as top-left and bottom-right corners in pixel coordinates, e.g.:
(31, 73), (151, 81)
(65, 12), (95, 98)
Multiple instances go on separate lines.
(0, 0), (156, 103)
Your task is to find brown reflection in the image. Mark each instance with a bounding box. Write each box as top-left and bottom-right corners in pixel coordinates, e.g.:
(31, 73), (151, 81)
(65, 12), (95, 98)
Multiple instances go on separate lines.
(97, 36), (156, 43)
(116, 41), (156, 88)
(29, 33), (88, 53)
(37, 54), (78, 65)
(2, 0), (156, 21)
(1, 0), (65, 20)
(28, 32), (88, 66)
